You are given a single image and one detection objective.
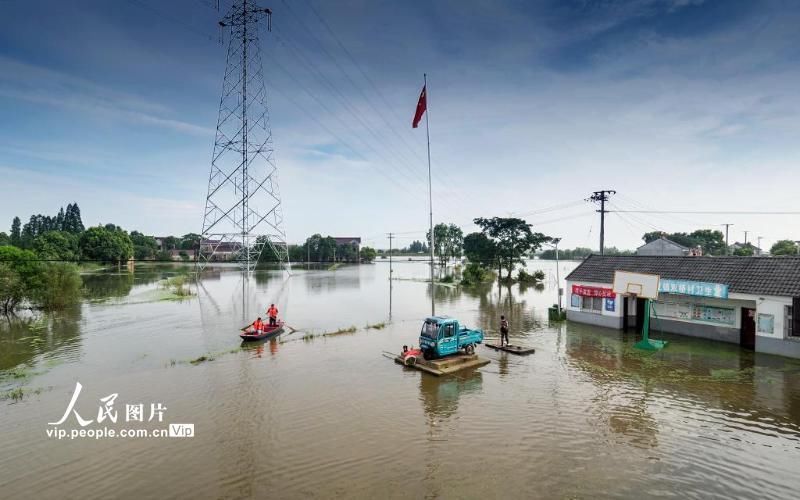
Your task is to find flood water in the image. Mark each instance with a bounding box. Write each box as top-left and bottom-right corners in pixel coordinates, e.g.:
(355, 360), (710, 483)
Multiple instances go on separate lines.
(1, 260), (799, 499)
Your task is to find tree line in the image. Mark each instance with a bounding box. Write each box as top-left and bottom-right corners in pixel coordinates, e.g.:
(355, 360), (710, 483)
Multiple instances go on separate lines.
(257, 234), (377, 263)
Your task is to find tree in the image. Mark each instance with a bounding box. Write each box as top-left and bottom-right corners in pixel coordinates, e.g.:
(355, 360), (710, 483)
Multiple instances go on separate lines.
(63, 203), (85, 233)
(426, 223), (463, 266)
(10, 217), (21, 246)
(770, 240), (799, 256)
(426, 223), (449, 266)
(79, 226), (133, 263)
(734, 245), (755, 256)
(642, 231), (664, 244)
(408, 240), (424, 253)
(30, 263), (82, 311)
(360, 246), (377, 262)
(130, 231), (159, 260)
(155, 250), (173, 261)
(445, 224), (464, 262)
(180, 233), (202, 250)
(32, 231), (80, 261)
(0, 262), (24, 314)
(463, 232), (498, 267)
(0, 246), (42, 313)
(688, 229), (725, 255)
(319, 236), (337, 262)
(336, 243), (358, 262)
(0, 232), (9, 246)
(161, 236), (180, 251)
(474, 217), (551, 280)
(641, 229), (725, 255)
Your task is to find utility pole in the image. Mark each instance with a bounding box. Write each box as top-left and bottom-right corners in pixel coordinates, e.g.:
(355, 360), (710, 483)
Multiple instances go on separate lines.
(743, 230), (749, 246)
(588, 190), (615, 255)
(757, 236), (763, 256)
(552, 238), (562, 316)
(388, 233), (394, 279)
(721, 224), (733, 255)
(388, 233), (394, 319)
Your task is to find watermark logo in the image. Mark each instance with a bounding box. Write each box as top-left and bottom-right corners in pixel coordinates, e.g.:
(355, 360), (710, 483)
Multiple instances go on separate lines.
(46, 382), (192, 440)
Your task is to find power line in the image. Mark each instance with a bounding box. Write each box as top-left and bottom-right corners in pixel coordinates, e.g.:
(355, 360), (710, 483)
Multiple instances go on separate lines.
(274, 3), (450, 187)
(300, 0), (467, 193)
(609, 210), (800, 215)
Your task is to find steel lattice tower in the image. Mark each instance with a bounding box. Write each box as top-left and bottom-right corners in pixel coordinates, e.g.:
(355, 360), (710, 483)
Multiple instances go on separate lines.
(199, 0), (289, 272)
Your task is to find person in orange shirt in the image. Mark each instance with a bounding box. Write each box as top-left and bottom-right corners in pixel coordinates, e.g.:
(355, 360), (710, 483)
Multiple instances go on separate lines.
(250, 317), (264, 333)
(266, 304), (279, 326)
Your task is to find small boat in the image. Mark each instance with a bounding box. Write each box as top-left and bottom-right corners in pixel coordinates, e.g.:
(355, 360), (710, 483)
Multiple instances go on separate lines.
(240, 321), (285, 341)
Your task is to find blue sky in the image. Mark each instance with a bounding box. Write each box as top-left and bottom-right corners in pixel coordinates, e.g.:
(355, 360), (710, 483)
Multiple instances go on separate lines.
(1, 0), (799, 251)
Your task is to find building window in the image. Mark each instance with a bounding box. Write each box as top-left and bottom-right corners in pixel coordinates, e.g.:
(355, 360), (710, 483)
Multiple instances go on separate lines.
(757, 314), (774, 334)
(582, 296), (602, 313)
(571, 294), (581, 308)
(788, 306), (795, 337)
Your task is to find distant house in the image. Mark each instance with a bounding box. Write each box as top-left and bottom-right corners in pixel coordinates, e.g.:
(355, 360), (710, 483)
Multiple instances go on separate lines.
(730, 242), (765, 256)
(169, 249), (195, 261)
(199, 240), (241, 261)
(332, 237), (362, 262)
(334, 237), (361, 247)
(636, 237), (699, 256)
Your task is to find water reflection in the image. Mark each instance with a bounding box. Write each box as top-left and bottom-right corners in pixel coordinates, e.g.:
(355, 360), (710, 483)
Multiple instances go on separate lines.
(564, 322), (800, 440)
(0, 306), (82, 373)
(418, 370), (483, 423)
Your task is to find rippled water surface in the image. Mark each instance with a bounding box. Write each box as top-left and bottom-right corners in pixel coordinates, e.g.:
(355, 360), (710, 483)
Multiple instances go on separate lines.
(1, 261), (799, 499)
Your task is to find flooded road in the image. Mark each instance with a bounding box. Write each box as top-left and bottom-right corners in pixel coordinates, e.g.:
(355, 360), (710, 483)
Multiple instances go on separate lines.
(1, 260), (799, 499)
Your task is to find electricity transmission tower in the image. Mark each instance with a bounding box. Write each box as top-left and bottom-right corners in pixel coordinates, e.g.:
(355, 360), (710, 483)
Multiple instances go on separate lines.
(199, 0), (290, 273)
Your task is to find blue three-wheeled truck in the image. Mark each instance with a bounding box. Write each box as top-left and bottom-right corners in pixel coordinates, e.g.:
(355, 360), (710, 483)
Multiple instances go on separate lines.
(418, 316), (484, 360)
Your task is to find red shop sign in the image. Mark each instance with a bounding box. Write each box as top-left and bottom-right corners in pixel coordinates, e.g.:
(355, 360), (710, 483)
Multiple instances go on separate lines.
(572, 285), (616, 298)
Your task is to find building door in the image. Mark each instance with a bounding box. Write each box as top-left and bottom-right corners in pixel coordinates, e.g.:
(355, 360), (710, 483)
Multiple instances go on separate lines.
(622, 296), (629, 330)
(740, 308), (756, 350)
(635, 298), (647, 334)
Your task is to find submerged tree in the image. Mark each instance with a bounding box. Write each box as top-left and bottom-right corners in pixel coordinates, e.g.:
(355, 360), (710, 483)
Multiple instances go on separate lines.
(473, 217), (551, 280)
(79, 226), (133, 264)
(426, 223), (464, 266)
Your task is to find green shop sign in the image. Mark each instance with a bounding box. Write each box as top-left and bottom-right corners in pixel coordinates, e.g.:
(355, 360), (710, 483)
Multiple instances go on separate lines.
(659, 279), (729, 299)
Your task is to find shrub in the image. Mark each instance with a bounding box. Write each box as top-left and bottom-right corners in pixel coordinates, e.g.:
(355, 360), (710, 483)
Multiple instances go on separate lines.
(461, 263), (494, 286)
(518, 269), (545, 284)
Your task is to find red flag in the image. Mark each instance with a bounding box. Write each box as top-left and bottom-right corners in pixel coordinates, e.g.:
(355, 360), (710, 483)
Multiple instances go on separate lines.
(412, 85), (426, 128)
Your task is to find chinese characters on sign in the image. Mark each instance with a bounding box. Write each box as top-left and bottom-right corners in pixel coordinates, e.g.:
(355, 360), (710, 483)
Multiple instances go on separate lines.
(604, 298), (616, 312)
(658, 279), (729, 299)
(571, 285), (616, 299)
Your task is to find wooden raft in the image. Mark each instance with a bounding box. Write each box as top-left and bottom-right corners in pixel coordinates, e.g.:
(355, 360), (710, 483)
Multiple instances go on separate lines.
(484, 343), (536, 355)
(394, 353), (490, 376)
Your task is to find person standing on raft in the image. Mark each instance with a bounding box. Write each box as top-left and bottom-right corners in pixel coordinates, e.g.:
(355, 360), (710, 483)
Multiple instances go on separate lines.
(500, 315), (509, 347)
(266, 304), (279, 327)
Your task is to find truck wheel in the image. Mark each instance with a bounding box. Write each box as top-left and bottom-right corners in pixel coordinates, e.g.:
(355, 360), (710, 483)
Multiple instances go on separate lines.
(465, 344), (475, 355)
(423, 349), (435, 361)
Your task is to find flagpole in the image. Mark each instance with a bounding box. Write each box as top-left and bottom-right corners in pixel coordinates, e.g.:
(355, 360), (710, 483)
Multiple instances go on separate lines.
(424, 73), (435, 317)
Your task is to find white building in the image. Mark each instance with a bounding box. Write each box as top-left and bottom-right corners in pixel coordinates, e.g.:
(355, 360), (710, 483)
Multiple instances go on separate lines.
(565, 255), (800, 359)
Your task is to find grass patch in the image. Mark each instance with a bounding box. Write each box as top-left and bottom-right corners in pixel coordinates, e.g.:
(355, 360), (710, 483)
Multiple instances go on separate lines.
(189, 354), (213, 365)
(365, 322), (387, 330)
(3, 387), (25, 402)
(160, 276), (194, 297)
(322, 326), (357, 337)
